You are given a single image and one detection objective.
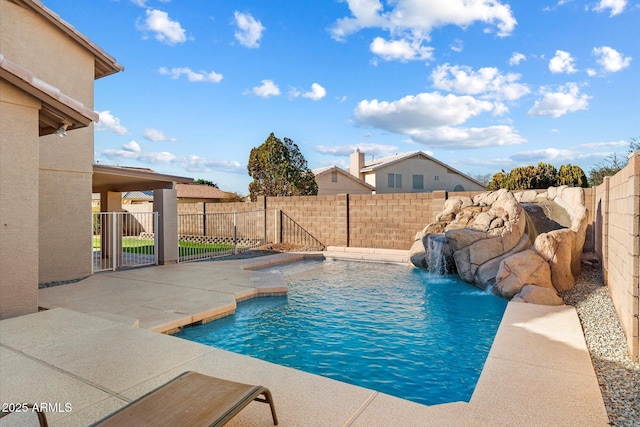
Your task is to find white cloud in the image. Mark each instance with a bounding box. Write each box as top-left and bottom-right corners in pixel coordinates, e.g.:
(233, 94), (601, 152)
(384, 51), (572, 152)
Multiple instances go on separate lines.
(592, 46), (632, 73)
(102, 145), (243, 173)
(233, 11), (265, 48)
(509, 52), (526, 66)
(593, 0), (627, 16)
(300, 83), (327, 101)
(330, 0), (515, 64)
(123, 141), (141, 152)
(528, 83), (591, 118)
(408, 125), (525, 148)
(96, 111), (128, 135)
(450, 39), (463, 53)
(251, 80), (280, 97)
(158, 67), (223, 83)
(509, 147), (611, 164)
(549, 50), (577, 74)
(353, 92), (524, 148)
(330, 0), (517, 41)
(430, 64), (530, 101)
(138, 9), (186, 45)
(314, 143), (399, 157)
(355, 92), (494, 130)
(510, 148), (575, 162)
(143, 128), (176, 142)
(578, 140), (628, 150)
(131, 0), (147, 6)
(369, 37), (434, 62)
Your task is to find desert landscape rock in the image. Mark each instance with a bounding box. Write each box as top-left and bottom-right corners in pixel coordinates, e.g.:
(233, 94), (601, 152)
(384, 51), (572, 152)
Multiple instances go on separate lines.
(411, 186), (588, 305)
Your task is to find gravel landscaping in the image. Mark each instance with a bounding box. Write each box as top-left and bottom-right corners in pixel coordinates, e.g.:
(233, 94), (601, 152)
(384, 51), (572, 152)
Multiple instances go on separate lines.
(563, 260), (640, 427)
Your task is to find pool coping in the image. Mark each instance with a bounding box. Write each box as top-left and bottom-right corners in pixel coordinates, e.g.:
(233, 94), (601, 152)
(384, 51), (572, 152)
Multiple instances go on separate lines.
(0, 249), (609, 426)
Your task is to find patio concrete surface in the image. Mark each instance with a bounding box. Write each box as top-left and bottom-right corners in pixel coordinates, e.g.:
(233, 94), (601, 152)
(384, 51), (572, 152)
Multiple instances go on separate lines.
(0, 251), (608, 426)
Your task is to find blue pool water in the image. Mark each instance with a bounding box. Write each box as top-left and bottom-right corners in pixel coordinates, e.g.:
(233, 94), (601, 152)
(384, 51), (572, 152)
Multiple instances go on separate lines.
(176, 260), (507, 406)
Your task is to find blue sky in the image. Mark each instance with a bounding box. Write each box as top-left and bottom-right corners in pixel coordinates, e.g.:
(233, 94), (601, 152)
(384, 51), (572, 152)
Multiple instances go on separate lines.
(44, 0), (639, 194)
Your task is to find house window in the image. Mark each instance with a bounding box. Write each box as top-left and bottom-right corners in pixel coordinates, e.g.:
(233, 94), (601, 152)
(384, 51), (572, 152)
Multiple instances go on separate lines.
(434, 175), (440, 182)
(453, 184), (464, 192)
(331, 171), (338, 182)
(388, 173), (402, 188)
(412, 174), (424, 190)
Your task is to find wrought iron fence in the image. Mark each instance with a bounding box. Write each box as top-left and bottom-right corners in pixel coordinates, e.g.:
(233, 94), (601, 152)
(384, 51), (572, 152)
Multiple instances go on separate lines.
(92, 212), (158, 272)
(177, 210), (268, 262)
(278, 210), (325, 251)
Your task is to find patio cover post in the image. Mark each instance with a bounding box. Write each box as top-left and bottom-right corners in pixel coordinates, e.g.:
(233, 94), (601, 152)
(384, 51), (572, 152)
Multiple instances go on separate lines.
(100, 191), (123, 269)
(154, 186), (178, 264)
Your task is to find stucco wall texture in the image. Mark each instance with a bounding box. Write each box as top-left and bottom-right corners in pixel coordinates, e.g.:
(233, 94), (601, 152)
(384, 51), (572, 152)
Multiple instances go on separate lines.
(1, 0), (98, 316)
(0, 82), (41, 319)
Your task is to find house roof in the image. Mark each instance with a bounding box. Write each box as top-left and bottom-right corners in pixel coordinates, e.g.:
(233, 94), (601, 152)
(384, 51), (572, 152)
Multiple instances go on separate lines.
(93, 164), (193, 193)
(122, 191), (153, 200)
(8, 0), (124, 79)
(176, 183), (235, 200)
(0, 53), (99, 135)
(360, 151), (485, 187)
(313, 166), (376, 191)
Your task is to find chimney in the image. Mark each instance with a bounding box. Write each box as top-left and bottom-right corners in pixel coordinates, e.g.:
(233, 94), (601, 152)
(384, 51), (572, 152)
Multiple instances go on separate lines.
(350, 148), (365, 179)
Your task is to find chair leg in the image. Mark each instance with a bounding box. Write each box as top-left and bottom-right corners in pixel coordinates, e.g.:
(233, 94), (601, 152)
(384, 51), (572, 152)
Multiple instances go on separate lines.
(255, 389), (278, 425)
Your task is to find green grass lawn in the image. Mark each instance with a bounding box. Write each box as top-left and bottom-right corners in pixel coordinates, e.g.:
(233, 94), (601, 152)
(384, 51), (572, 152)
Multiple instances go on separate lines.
(93, 236), (234, 256)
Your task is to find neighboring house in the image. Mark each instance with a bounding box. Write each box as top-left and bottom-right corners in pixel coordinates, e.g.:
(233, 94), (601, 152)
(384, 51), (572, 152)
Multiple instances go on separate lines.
(176, 183), (237, 203)
(0, 0), (123, 319)
(349, 149), (485, 194)
(313, 166), (375, 195)
(122, 191), (154, 205)
(92, 184), (233, 207)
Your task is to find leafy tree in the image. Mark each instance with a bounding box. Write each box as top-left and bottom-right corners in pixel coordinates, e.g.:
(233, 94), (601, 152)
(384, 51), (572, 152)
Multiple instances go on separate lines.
(193, 179), (218, 188)
(558, 164), (588, 187)
(247, 133), (318, 201)
(588, 154), (626, 187)
(486, 162), (587, 190)
(588, 137), (639, 186)
(534, 162), (558, 189)
(486, 170), (507, 191)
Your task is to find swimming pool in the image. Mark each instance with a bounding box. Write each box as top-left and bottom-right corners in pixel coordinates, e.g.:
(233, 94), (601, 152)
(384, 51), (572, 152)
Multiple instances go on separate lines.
(176, 260), (507, 406)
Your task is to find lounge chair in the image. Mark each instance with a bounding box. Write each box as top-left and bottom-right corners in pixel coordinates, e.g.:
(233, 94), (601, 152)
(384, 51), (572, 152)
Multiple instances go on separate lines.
(91, 371), (278, 426)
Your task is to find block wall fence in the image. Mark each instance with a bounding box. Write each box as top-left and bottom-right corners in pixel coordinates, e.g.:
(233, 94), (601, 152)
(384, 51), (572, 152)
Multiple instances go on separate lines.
(594, 153), (640, 362)
(178, 189), (597, 253)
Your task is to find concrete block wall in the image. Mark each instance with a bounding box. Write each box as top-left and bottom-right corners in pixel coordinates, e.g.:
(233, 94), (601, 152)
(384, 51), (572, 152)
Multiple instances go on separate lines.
(348, 192), (448, 249)
(594, 153), (640, 362)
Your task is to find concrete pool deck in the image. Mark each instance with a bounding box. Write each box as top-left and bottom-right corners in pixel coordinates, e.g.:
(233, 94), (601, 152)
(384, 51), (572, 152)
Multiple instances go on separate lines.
(0, 250), (608, 426)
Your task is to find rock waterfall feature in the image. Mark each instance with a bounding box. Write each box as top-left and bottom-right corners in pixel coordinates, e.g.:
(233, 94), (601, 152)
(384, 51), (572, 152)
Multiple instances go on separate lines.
(410, 186), (588, 305)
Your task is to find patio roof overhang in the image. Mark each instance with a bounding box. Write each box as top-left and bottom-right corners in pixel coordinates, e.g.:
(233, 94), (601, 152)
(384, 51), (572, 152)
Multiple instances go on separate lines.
(93, 164), (193, 193)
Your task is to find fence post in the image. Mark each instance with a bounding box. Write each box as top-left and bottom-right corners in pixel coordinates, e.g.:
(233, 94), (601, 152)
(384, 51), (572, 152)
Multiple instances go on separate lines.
(154, 212), (159, 265)
(203, 203), (207, 237)
(274, 209), (278, 244)
(233, 212), (238, 254)
(111, 212), (117, 271)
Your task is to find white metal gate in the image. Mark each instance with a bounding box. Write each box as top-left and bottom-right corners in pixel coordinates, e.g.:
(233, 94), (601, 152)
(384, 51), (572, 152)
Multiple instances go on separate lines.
(92, 212), (158, 272)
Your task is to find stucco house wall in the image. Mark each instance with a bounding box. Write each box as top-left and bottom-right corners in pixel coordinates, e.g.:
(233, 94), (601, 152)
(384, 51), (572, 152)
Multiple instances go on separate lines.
(366, 156), (485, 194)
(0, 81), (41, 318)
(315, 167), (374, 195)
(0, 0), (121, 318)
(2, 1), (97, 283)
